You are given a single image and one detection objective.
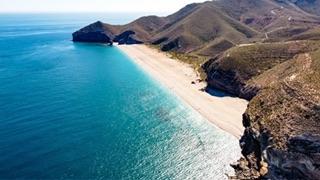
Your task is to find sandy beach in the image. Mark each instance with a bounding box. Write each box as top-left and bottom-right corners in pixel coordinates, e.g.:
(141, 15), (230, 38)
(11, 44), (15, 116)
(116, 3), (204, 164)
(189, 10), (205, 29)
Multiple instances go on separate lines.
(117, 45), (248, 138)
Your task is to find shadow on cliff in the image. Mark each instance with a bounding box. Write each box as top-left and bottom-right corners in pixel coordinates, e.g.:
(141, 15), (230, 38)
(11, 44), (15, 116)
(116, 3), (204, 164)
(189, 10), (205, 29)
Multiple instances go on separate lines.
(205, 87), (237, 98)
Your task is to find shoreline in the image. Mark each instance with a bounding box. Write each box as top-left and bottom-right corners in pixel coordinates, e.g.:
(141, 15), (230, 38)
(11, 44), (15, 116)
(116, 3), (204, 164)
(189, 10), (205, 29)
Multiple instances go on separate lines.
(117, 44), (248, 139)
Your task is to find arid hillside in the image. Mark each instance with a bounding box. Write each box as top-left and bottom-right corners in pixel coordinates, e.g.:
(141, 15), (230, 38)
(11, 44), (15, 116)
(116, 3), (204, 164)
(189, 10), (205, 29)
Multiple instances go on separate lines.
(73, 0), (320, 56)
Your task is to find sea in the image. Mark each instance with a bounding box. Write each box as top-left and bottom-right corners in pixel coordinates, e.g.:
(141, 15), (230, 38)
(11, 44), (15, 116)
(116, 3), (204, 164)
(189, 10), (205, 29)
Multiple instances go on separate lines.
(0, 13), (240, 179)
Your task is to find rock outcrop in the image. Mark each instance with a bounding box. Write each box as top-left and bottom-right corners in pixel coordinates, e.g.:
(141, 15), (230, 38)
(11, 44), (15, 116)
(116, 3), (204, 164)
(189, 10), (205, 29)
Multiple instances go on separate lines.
(114, 31), (143, 45)
(202, 59), (260, 100)
(72, 21), (114, 44)
(72, 22), (143, 45)
(230, 46), (320, 179)
(202, 41), (314, 100)
(269, 134), (320, 179)
(232, 131), (320, 179)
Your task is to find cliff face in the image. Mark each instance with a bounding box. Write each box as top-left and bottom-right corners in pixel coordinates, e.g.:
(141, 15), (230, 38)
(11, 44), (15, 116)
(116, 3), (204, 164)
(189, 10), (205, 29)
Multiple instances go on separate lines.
(202, 41), (313, 100)
(72, 21), (113, 44)
(72, 21), (143, 45)
(230, 43), (320, 179)
(202, 39), (320, 179)
(233, 130), (320, 179)
(202, 59), (260, 100)
(113, 31), (143, 45)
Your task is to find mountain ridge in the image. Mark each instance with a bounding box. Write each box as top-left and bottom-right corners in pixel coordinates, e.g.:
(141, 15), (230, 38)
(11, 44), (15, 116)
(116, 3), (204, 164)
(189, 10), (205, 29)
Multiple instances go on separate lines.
(73, 0), (320, 56)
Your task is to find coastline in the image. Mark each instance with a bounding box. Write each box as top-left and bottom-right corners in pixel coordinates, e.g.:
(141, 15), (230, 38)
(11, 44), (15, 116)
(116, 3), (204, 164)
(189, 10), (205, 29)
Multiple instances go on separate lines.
(117, 44), (248, 139)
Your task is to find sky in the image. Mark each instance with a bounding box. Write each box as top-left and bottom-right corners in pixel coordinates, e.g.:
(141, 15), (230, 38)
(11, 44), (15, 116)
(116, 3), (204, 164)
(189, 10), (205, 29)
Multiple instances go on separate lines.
(0, 0), (207, 14)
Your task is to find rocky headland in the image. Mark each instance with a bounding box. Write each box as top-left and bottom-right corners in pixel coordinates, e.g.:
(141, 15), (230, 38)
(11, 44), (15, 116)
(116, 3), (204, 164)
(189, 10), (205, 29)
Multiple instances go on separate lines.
(72, 21), (142, 45)
(72, 21), (113, 44)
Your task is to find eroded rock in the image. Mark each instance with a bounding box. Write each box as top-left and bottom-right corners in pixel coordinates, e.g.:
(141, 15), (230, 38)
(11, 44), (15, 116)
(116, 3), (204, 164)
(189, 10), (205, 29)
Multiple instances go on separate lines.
(72, 21), (113, 44)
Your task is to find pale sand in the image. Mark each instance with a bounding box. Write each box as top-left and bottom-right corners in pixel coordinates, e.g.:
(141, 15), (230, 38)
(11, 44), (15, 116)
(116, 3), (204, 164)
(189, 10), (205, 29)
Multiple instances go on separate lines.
(117, 44), (248, 139)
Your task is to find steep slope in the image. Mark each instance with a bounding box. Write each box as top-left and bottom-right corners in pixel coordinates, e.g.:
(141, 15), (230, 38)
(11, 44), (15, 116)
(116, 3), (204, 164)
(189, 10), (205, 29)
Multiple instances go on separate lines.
(290, 27), (320, 40)
(150, 1), (258, 54)
(202, 40), (320, 179)
(202, 41), (315, 99)
(231, 45), (320, 179)
(103, 15), (168, 42)
(72, 21), (114, 44)
(73, 0), (320, 56)
(281, 0), (320, 16)
(214, 0), (320, 32)
(73, 1), (259, 56)
(72, 16), (168, 45)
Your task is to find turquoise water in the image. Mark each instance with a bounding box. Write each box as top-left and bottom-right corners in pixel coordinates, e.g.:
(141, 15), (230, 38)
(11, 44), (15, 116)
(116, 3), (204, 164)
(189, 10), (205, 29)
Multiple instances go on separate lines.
(0, 14), (240, 179)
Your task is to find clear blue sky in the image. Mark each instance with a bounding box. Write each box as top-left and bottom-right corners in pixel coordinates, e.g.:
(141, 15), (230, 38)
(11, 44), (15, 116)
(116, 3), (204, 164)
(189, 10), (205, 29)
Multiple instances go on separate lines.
(0, 0), (207, 14)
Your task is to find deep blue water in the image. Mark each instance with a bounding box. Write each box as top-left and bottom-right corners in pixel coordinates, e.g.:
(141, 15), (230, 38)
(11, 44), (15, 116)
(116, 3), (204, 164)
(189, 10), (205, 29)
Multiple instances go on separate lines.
(0, 14), (240, 179)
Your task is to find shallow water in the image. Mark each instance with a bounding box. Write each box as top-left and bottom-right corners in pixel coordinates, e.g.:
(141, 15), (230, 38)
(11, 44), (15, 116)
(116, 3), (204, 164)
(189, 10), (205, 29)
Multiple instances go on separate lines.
(0, 13), (240, 179)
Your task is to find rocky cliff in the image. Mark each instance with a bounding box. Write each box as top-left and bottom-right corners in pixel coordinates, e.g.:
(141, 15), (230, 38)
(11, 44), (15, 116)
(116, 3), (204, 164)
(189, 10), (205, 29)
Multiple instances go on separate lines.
(72, 21), (143, 45)
(72, 21), (114, 44)
(113, 31), (143, 45)
(202, 41), (313, 100)
(229, 42), (320, 179)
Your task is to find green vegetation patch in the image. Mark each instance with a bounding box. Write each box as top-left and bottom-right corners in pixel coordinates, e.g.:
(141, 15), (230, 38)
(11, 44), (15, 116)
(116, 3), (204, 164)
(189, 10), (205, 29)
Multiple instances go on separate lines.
(169, 51), (208, 80)
(148, 44), (208, 80)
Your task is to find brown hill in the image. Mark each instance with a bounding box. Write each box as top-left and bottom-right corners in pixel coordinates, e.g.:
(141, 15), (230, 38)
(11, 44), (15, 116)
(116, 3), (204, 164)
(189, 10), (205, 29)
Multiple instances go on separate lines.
(73, 0), (320, 57)
(280, 0), (320, 16)
(202, 41), (315, 99)
(215, 0), (320, 30)
(102, 1), (259, 55)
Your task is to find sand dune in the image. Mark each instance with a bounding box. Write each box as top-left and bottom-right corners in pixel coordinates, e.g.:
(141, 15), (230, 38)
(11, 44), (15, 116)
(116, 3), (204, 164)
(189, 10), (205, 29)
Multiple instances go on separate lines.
(117, 45), (248, 138)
